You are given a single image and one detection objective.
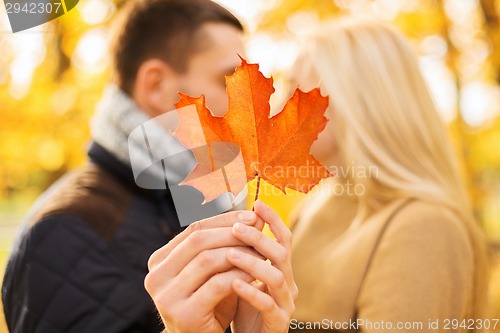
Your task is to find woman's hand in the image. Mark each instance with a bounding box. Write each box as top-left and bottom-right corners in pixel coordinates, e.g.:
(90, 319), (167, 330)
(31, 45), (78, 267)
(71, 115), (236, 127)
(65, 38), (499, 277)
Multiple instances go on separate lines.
(230, 200), (298, 333)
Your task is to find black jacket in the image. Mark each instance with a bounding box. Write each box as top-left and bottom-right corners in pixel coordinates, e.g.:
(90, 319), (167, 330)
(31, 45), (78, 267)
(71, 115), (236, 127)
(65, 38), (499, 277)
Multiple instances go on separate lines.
(2, 142), (182, 333)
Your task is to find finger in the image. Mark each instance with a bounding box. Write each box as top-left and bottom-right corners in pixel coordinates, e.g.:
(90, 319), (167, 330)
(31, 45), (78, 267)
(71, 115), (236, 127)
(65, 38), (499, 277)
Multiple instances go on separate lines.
(227, 248), (293, 311)
(254, 214), (265, 232)
(149, 227), (246, 282)
(145, 246), (261, 305)
(148, 210), (257, 271)
(254, 200), (292, 251)
(174, 246), (265, 297)
(231, 222), (289, 273)
(146, 269), (253, 333)
(232, 279), (292, 332)
(232, 222), (297, 300)
(190, 268), (256, 312)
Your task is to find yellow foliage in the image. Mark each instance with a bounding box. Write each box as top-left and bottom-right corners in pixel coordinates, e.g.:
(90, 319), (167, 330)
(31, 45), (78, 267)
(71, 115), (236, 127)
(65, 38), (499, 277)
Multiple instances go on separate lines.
(258, 0), (340, 32)
(1, 1), (500, 329)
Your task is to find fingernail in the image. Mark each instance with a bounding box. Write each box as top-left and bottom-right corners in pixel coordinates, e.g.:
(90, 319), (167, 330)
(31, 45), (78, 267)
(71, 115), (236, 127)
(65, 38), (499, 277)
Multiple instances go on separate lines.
(234, 222), (248, 234)
(238, 211), (255, 223)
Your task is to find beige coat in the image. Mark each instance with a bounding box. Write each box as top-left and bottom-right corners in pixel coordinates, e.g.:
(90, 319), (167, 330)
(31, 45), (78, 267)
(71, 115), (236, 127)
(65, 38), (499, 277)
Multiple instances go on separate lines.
(290, 194), (475, 332)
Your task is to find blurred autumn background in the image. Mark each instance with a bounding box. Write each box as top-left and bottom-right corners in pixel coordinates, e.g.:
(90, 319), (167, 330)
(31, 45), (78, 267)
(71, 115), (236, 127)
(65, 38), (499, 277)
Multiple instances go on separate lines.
(1, 0), (500, 331)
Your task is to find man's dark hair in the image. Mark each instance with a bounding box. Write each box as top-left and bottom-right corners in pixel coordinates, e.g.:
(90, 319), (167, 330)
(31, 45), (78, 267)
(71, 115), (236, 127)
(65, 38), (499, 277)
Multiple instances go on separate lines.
(110, 0), (244, 95)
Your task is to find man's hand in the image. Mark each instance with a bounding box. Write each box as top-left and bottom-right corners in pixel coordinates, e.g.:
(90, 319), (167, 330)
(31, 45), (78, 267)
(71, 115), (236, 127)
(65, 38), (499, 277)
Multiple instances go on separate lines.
(145, 210), (264, 333)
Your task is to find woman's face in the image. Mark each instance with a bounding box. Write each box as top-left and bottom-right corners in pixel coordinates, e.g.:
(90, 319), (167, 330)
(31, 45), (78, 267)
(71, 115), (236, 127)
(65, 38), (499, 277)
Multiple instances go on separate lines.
(311, 113), (338, 170)
(291, 55), (339, 170)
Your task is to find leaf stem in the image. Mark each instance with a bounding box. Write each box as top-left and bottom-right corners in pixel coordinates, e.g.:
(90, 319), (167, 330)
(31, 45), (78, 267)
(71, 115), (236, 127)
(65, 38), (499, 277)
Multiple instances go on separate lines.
(252, 175), (261, 211)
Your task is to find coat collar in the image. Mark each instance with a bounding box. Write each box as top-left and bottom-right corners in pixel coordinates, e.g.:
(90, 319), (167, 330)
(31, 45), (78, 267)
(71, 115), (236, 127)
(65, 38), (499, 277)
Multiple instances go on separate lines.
(87, 141), (182, 232)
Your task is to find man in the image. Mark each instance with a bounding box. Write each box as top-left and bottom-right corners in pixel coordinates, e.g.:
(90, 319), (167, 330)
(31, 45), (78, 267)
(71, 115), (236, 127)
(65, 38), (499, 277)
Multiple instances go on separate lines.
(2, 0), (249, 331)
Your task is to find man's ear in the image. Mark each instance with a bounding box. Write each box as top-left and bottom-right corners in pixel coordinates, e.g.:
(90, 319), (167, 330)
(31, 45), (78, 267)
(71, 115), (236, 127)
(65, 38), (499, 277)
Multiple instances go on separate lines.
(132, 59), (179, 118)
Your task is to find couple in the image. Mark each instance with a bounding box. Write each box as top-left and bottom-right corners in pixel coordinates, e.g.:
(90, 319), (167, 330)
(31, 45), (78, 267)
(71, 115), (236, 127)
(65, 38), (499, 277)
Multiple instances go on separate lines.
(2, 0), (488, 332)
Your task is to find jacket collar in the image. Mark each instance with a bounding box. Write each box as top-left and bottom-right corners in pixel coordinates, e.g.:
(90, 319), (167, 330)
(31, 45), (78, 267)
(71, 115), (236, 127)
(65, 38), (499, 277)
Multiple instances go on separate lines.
(87, 141), (182, 232)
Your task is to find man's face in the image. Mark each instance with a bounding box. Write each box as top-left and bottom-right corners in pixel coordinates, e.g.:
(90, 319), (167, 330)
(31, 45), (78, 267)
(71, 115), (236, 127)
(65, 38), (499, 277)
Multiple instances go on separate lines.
(177, 22), (245, 116)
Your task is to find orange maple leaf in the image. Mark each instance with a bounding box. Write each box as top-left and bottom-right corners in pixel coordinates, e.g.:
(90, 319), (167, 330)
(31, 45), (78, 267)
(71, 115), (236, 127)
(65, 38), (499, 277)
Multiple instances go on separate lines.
(173, 58), (333, 204)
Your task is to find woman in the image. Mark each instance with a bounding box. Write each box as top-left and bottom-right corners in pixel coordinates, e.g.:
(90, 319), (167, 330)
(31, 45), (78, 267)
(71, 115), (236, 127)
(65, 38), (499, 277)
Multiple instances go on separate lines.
(289, 18), (489, 332)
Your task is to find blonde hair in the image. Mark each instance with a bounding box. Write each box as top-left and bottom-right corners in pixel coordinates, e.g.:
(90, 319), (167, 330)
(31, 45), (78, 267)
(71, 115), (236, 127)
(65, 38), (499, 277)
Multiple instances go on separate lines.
(299, 18), (489, 320)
